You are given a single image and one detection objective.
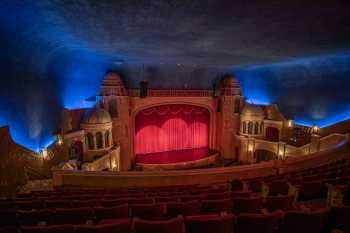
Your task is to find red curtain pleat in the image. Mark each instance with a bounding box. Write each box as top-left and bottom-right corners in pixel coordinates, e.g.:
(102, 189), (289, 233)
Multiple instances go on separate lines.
(135, 105), (209, 154)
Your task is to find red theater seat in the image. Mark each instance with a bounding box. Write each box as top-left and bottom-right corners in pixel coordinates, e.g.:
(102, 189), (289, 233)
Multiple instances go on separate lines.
(16, 200), (44, 210)
(247, 180), (263, 193)
(232, 197), (262, 214)
(180, 195), (203, 202)
(16, 193), (33, 198)
(236, 213), (278, 233)
(79, 195), (99, 200)
(20, 224), (75, 233)
(45, 200), (71, 209)
(99, 199), (127, 207)
(288, 177), (302, 185)
(128, 197), (154, 205)
(157, 192), (172, 197)
(130, 203), (165, 220)
(185, 214), (235, 233)
(166, 201), (201, 218)
(0, 210), (17, 227)
(59, 195), (78, 200)
(281, 209), (329, 233)
(72, 200), (99, 208)
(231, 191), (253, 199)
(188, 190), (208, 196)
(201, 199), (233, 214)
(0, 200), (15, 210)
(127, 193), (147, 199)
(133, 216), (185, 233)
(94, 204), (129, 222)
(154, 196), (178, 203)
(329, 206), (350, 233)
(76, 219), (132, 233)
(53, 207), (94, 225)
(264, 195), (292, 212)
(268, 180), (289, 196)
(207, 192), (231, 200)
(298, 181), (327, 201)
(103, 194), (121, 199)
(231, 180), (244, 191)
(208, 187), (229, 194)
(17, 209), (52, 226)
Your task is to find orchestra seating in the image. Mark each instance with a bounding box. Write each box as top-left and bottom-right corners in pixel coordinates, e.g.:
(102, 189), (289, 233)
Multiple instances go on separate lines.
(1, 158), (350, 233)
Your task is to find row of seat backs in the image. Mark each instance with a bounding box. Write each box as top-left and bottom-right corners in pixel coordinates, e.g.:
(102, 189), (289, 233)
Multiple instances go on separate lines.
(232, 157), (350, 190)
(232, 176), (349, 201)
(3, 196), (295, 227)
(19, 207), (350, 233)
(3, 191), (252, 211)
(18, 183), (230, 198)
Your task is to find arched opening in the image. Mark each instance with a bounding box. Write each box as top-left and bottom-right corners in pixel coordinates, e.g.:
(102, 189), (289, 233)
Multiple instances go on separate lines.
(135, 104), (210, 155)
(248, 122), (253, 134)
(96, 132), (103, 149)
(266, 127), (279, 141)
(254, 149), (277, 163)
(105, 131), (110, 148)
(70, 141), (83, 161)
(254, 122), (259, 135)
(86, 133), (94, 150)
(243, 121), (247, 133)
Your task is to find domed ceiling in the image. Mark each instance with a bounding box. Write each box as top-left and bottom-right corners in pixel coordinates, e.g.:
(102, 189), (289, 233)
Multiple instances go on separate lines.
(0, 0), (350, 151)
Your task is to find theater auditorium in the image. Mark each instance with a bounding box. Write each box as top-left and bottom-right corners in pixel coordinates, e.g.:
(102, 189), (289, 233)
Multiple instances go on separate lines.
(1, 1), (350, 233)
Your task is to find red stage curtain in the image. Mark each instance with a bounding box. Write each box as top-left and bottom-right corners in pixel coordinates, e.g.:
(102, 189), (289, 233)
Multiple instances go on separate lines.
(135, 104), (209, 154)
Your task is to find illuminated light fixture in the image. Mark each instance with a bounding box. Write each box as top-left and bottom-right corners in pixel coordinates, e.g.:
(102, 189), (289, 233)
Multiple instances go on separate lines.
(287, 120), (294, 128)
(57, 135), (63, 146)
(278, 150), (284, 157)
(40, 148), (48, 159)
(312, 125), (320, 134)
(248, 144), (254, 152)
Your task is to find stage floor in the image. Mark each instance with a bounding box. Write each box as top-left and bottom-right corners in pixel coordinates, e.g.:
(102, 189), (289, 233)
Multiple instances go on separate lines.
(136, 147), (215, 164)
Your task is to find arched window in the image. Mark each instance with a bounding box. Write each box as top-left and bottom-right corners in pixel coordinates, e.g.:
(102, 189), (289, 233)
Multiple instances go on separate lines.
(96, 132), (103, 149)
(243, 121), (247, 133)
(254, 122), (259, 134)
(105, 131), (110, 148)
(248, 122), (253, 134)
(260, 121), (264, 134)
(87, 133), (94, 150)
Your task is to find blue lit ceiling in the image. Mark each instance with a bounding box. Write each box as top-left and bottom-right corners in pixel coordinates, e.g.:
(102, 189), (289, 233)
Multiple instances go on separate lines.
(0, 0), (350, 151)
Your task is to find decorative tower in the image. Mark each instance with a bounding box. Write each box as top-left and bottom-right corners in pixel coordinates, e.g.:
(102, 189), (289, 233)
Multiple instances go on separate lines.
(217, 74), (243, 161)
(99, 71), (131, 171)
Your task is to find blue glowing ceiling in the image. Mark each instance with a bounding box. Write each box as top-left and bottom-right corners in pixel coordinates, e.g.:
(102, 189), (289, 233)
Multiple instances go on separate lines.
(1, 0), (350, 150)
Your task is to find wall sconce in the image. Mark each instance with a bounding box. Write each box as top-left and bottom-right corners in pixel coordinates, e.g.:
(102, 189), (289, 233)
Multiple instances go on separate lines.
(287, 120), (294, 128)
(57, 135), (63, 146)
(248, 144), (254, 152)
(111, 161), (117, 169)
(278, 150), (284, 158)
(312, 125), (320, 134)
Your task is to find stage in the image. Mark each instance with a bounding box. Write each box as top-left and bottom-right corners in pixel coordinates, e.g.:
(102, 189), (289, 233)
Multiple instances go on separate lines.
(135, 147), (219, 170)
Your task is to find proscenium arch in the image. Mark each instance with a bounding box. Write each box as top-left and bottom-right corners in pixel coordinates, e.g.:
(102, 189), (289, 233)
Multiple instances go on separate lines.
(131, 102), (216, 157)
